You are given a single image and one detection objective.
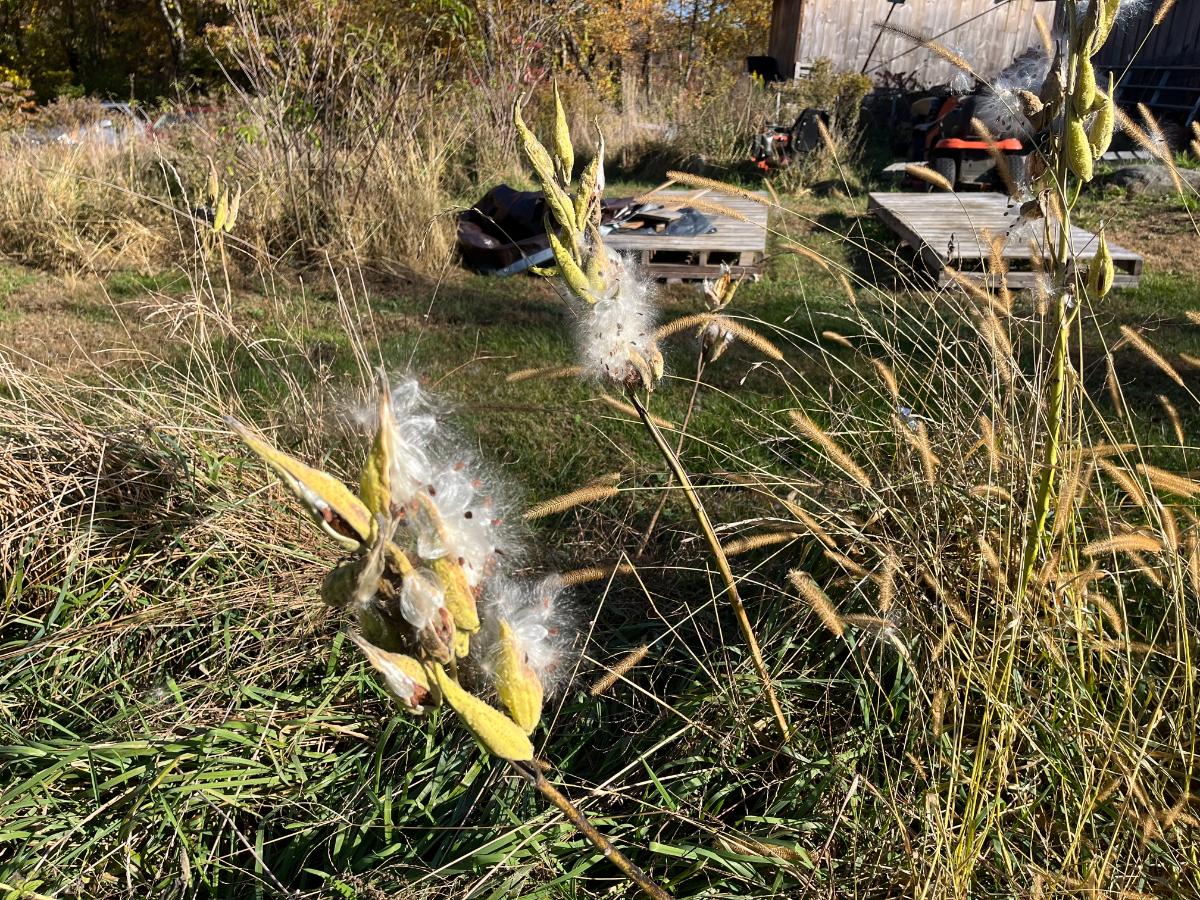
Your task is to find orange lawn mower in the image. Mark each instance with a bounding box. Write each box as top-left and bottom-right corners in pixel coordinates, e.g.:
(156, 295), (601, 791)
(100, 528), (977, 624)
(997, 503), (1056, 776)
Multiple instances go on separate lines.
(907, 90), (1029, 190)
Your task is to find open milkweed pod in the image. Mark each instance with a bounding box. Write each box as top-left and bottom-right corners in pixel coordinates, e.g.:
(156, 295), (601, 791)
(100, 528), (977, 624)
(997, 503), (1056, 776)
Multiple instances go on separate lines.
(351, 632), (439, 713)
(1088, 232), (1115, 298)
(431, 665), (535, 761)
(431, 555), (481, 633)
(226, 416), (371, 549)
(551, 81), (574, 186)
(495, 620), (544, 734)
(360, 373), (396, 517)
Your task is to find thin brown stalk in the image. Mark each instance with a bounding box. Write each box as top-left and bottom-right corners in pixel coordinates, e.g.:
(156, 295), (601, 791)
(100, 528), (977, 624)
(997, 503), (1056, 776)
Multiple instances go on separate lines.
(512, 760), (673, 900)
(630, 392), (791, 743)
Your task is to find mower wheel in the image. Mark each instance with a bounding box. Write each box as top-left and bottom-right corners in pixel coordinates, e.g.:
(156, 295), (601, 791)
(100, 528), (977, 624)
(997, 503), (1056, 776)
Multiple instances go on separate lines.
(932, 155), (958, 191)
(1005, 154), (1028, 191)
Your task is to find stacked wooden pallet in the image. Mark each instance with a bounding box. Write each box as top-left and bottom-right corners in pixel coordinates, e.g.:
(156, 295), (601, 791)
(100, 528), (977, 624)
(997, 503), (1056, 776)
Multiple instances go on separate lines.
(606, 190), (769, 282)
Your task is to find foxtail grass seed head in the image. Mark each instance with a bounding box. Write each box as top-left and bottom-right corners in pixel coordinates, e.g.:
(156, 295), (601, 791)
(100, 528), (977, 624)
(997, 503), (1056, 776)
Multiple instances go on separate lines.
(1118, 325), (1186, 387)
(789, 569), (844, 637)
(788, 410), (872, 490)
(590, 644), (650, 696)
(524, 483), (621, 520)
(906, 164), (953, 192)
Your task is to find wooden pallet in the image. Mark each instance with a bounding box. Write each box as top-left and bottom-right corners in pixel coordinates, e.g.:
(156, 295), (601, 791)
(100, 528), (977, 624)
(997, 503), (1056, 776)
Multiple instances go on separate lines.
(868, 192), (1143, 289)
(606, 189), (769, 282)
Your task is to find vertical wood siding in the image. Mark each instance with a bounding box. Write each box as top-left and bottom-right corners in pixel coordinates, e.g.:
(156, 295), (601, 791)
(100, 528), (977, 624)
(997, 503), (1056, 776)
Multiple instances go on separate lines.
(785, 0), (1056, 83)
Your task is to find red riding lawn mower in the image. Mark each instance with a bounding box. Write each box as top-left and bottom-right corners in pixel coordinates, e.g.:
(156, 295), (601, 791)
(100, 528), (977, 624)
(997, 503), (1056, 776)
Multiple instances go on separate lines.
(908, 90), (1029, 190)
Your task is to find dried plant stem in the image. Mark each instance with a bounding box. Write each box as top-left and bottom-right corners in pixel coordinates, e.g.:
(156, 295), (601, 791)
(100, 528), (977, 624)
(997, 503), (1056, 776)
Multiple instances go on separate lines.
(1018, 80), (1080, 600)
(629, 390), (791, 743)
(637, 353), (706, 557)
(511, 760), (673, 900)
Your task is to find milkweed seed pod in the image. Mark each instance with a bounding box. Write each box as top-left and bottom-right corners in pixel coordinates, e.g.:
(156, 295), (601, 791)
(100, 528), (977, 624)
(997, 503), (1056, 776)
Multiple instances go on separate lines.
(700, 318), (737, 363)
(495, 620), (544, 734)
(1088, 233), (1115, 298)
(551, 82), (573, 187)
(1096, 0), (1122, 51)
(1039, 47), (1065, 107)
(225, 417), (374, 550)
(1067, 118), (1094, 182)
(352, 633), (439, 713)
(432, 665), (535, 762)
(1090, 75), (1115, 159)
(1073, 57), (1096, 118)
(515, 98), (663, 392)
(230, 375), (577, 759)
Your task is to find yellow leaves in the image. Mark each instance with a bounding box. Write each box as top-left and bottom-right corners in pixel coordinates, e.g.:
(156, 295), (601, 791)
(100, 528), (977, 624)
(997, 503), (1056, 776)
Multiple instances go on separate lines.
(226, 416), (371, 548)
(432, 665), (534, 761)
(495, 621), (543, 734)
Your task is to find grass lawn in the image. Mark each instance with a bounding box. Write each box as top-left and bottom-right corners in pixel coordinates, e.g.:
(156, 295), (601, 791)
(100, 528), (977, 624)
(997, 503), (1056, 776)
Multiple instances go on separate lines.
(2, 184), (1198, 898)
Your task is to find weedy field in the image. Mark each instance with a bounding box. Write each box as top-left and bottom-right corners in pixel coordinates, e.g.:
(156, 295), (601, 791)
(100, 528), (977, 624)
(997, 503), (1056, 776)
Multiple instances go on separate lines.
(3, 2), (1200, 899)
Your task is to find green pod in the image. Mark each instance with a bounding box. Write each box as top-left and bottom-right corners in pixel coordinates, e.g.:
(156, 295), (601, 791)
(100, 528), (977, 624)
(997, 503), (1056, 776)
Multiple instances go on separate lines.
(495, 621), (543, 734)
(552, 82), (574, 186)
(432, 665), (535, 761)
(1066, 118), (1094, 182)
(1088, 233), (1115, 298)
(1089, 75), (1115, 159)
(548, 229), (594, 301)
(514, 103), (577, 235)
(1073, 58), (1096, 117)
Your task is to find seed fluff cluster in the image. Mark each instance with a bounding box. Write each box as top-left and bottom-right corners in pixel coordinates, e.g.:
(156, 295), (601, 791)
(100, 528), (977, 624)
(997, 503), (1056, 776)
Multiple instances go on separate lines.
(229, 373), (576, 761)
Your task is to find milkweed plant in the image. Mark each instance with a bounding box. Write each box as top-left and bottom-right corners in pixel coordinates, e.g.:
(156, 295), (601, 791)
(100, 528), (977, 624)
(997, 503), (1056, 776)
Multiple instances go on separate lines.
(228, 373), (672, 899)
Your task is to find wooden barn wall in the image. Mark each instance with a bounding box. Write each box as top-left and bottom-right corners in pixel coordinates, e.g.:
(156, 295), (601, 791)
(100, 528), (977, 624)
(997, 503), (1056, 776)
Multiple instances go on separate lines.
(793, 0), (1053, 84)
(1091, 0), (1200, 68)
